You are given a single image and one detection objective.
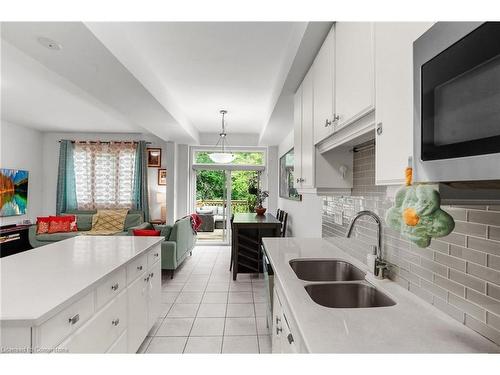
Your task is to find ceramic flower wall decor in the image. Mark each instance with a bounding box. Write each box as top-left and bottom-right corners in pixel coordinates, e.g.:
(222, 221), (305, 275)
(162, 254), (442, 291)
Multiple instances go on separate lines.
(385, 184), (455, 248)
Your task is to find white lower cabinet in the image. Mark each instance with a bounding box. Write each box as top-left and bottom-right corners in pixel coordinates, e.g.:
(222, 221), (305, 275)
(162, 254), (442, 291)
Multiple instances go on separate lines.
(126, 270), (150, 352)
(271, 285), (303, 353)
(58, 290), (127, 353)
(35, 244), (162, 354)
(107, 330), (128, 353)
(271, 288), (283, 353)
(147, 260), (162, 327)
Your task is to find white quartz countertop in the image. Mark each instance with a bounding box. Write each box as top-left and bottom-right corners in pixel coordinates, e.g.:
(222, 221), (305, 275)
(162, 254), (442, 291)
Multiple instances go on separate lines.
(0, 236), (163, 325)
(262, 237), (500, 353)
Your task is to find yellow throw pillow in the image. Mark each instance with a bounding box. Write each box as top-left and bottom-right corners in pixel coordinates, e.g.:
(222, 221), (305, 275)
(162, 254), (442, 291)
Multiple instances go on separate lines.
(91, 209), (129, 232)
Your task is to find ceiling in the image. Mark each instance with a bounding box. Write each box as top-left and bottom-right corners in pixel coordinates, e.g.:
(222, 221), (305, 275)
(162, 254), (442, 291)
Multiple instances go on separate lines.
(1, 39), (142, 133)
(1, 22), (331, 144)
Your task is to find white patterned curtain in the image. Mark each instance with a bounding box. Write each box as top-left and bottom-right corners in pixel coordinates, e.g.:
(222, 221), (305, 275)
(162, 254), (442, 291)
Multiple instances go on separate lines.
(73, 142), (137, 210)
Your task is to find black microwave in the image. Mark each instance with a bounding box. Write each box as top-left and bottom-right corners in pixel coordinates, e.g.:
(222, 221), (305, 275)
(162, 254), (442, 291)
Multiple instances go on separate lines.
(413, 22), (500, 184)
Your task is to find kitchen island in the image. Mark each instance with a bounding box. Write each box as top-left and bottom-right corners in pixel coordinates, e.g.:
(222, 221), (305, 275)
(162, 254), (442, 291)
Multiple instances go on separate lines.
(263, 237), (500, 353)
(0, 235), (163, 353)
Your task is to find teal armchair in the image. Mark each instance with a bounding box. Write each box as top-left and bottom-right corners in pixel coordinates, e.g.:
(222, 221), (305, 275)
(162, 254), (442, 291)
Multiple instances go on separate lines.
(155, 217), (196, 278)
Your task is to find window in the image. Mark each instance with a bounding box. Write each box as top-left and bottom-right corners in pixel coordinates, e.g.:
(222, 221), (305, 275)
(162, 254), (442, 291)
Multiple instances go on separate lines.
(194, 151), (264, 165)
(73, 142), (136, 209)
(279, 149), (300, 201)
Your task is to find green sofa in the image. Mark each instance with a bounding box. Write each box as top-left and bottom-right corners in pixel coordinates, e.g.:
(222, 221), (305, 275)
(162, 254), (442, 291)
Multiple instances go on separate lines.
(28, 210), (147, 248)
(154, 217), (197, 277)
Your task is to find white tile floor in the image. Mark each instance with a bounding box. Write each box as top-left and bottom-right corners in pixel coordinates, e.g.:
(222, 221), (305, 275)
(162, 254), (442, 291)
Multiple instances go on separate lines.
(139, 245), (272, 354)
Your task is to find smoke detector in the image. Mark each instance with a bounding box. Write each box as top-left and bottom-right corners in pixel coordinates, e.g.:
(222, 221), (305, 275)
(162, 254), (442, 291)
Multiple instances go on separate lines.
(37, 37), (62, 51)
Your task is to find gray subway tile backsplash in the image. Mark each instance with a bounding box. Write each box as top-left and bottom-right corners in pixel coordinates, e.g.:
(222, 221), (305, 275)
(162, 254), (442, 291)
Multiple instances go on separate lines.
(465, 315), (500, 344)
(468, 210), (500, 227)
(449, 245), (487, 266)
(321, 142), (500, 345)
(449, 269), (486, 294)
(487, 312), (500, 331)
(489, 226), (500, 242)
(467, 236), (500, 256)
(449, 294), (486, 322)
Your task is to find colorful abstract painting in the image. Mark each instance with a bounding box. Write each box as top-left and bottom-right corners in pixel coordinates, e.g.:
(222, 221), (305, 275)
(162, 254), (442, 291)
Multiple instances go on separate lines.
(0, 168), (29, 217)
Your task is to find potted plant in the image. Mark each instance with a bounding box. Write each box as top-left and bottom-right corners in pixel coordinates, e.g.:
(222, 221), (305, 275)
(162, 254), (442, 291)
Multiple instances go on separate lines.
(255, 189), (269, 216)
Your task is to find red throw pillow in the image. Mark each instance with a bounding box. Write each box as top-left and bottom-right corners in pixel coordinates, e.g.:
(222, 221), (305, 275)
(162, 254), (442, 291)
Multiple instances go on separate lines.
(64, 215), (78, 232)
(133, 229), (161, 236)
(36, 216), (51, 234)
(48, 216), (72, 234)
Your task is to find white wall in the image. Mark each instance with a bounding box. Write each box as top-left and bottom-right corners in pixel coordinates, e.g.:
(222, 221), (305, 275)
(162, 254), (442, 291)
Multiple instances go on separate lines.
(0, 121), (44, 226)
(165, 141), (176, 224)
(266, 145), (279, 215)
(277, 130), (323, 238)
(41, 132), (168, 220)
(175, 144), (190, 220)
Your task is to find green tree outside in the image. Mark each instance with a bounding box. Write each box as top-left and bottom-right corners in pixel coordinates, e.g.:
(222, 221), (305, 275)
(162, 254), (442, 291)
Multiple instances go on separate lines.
(195, 152), (262, 213)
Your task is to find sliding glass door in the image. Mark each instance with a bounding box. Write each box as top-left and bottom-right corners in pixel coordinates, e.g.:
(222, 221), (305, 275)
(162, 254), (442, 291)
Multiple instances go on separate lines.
(191, 148), (266, 245)
(195, 169), (230, 243)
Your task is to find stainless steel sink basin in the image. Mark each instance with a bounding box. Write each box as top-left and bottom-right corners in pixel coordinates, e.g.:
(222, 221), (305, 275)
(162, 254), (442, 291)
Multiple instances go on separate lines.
(304, 283), (396, 308)
(289, 259), (366, 281)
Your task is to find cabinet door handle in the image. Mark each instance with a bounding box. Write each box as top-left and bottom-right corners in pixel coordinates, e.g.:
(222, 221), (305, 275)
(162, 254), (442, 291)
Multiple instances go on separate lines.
(376, 122), (383, 135)
(111, 318), (120, 326)
(276, 326), (283, 335)
(276, 317), (281, 325)
(333, 114), (340, 122)
(299, 178), (305, 183)
(149, 272), (154, 279)
(324, 119), (332, 127)
(154, 252), (159, 257)
(137, 265), (143, 271)
(111, 283), (119, 291)
(68, 314), (80, 325)
(287, 333), (294, 344)
(144, 276), (150, 282)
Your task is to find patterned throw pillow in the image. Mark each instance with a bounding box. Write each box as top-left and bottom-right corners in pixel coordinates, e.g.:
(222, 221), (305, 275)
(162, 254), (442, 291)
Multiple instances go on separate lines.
(91, 209), (129, 232)
(64, 215), (78, 232)
(48, 216), (72, 234)
(36, 217), (51, 234)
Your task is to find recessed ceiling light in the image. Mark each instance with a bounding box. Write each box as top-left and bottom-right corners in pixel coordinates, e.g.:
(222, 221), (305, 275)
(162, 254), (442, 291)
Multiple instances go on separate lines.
(37, 37), (62, 51)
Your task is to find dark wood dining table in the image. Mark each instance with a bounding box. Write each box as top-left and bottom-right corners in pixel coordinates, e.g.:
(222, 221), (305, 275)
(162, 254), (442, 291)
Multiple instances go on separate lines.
(231, 213), (281, 280)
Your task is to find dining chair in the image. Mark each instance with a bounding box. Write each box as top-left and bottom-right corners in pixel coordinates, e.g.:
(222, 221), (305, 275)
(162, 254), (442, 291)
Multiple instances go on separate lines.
(229, 214), (235, 271)
(281, 212), (288, 237)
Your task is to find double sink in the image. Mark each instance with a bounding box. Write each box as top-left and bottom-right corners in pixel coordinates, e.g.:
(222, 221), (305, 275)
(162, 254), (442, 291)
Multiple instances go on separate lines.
(289, 259), (396, 308)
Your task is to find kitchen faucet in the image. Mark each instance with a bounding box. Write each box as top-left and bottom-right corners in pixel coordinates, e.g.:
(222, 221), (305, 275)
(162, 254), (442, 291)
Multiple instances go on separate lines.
(346, 210), (388, 279)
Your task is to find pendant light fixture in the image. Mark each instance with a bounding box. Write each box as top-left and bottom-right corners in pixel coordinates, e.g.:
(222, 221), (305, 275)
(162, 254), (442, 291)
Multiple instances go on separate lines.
(209, 110), (236, 164)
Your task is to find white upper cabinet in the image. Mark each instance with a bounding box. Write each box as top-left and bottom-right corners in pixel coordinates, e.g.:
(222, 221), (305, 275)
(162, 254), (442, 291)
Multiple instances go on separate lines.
(293, 85), (302, 189)
(313, 26), (335, 145)
(374, 22), (434, 185)
(334, 22), (375, 130)
(300, 70), (315, 189)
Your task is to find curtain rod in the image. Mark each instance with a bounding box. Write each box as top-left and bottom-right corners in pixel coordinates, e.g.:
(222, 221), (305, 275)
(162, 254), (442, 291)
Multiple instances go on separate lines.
(58, 140), (152, 144)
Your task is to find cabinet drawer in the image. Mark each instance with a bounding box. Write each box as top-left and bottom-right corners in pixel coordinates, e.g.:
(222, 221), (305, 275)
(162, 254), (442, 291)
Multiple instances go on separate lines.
(147, 246), (161, 267)
(37, 291), (94, 350)
(96, 267), (126, 310)
(127, 253), (148, 284)
(58, 290), (127, 353)
(107, 329), (128, 353)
